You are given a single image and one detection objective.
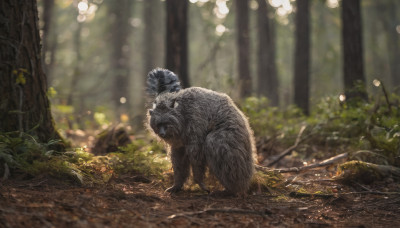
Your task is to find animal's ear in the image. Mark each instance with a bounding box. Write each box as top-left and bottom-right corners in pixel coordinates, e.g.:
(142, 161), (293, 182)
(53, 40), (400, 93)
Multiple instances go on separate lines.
(171, 100), (179, 109)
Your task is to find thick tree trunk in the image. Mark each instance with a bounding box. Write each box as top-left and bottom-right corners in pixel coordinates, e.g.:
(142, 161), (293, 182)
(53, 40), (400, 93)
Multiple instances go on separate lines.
(235, 0), (252, 98)
(294, 0), (310, 115)
(108, 0), (132, 115)
(257, 0), (278, 106)
(0, 0), (63, 146)
(341, 0), (367, 101)
(166, 0), (189, 88)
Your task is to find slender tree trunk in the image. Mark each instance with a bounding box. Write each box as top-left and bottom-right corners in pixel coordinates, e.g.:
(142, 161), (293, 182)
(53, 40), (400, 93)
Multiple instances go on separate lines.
(0, 0), (63, 147)
(294, 0), (310, 115)
(143, 0), (163, 74)
(257, 0), (278, 106)
(377, 1), (400, 91)
(66, 20), (82, 129)
(67, 21), (82, 107)
(133, 0), (164, 130)
(108, 0), (132, 116)
(41, 0), (56, 85)
(235, 0), (252, 98)
(166, 0), (189, 88)
(341, 0), (367, 101)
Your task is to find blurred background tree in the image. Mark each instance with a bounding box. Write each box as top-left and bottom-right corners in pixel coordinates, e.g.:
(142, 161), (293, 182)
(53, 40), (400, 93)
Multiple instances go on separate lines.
(235, 0), (252, 97)
(256, 0), (278, 106)
(166, 0), (190, 88)
(341, 0), (367, 102)
(33, 0), (400, 132)
(293, 0), (310, 114)
(107, 0), (132, 118)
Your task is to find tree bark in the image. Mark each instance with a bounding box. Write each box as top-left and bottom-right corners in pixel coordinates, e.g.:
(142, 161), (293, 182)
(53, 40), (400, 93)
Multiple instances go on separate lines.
(294, 0), (310, 115)
(341, 0), (367, 101)
(235, 0), (252, 98)
(0, 0), (63, 147)
(166, 0), (189, 88)
(257, 0), (278, 106)
(108, 0), (132, 115)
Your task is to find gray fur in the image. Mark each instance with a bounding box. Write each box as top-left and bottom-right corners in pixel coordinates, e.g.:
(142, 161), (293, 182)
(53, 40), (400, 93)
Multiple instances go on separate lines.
(146, 69), (255, 195)
(146, 68), (181, 98)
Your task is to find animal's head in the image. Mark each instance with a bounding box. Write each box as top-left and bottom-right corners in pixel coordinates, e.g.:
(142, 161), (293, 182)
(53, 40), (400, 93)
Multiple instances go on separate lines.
(147, 93), (183, 143)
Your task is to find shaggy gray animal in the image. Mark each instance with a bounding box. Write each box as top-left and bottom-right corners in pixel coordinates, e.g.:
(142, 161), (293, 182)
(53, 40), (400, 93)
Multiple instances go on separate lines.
(146, 68), (255, 195)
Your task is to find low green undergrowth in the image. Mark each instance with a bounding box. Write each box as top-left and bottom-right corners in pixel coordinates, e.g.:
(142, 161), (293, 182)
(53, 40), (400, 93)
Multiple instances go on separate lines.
(242, 92), (400, 166)
(0, 132), (170, 185)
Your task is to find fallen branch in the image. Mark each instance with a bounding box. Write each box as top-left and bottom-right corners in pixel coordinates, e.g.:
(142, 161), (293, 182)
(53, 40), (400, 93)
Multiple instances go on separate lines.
(266, 125), (307, 167)
(289, 192), (334, 199)
(289, 191), (400, 198)
(257, 152), (349, 173)
(168, 208), (272, 219)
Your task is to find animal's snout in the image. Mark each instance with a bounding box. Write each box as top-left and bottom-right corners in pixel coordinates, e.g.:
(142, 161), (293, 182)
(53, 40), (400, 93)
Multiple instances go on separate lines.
(158, 126), (166, 138)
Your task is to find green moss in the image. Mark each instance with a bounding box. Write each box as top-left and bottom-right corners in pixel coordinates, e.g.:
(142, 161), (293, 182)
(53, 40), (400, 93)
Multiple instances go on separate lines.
(335, 161), (384, 184)
(248, 170), (285, 194)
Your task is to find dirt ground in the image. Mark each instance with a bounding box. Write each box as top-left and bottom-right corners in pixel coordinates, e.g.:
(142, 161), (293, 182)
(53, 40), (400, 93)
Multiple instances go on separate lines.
(1, 170), (400, 228)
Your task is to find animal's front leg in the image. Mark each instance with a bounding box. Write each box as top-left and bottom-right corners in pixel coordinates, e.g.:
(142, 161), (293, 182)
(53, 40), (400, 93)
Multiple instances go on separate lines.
(192, 162), (209, 193)
(187, 144), (209, 193)
(165, 147), (190, 193)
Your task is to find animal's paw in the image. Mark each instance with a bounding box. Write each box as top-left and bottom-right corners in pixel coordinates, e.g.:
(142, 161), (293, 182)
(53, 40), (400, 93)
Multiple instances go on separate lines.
(165, 185), (182, 193)
(198, 182), (210, 194)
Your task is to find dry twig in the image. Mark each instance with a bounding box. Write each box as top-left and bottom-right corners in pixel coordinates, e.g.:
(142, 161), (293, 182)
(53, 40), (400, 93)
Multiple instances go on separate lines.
(266, 125), (307, 167)
(168, 208), (272, 219)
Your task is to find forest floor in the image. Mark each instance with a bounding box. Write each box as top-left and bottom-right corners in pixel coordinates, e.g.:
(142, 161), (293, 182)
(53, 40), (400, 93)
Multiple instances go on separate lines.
(1, 129), (400, 227)
(1, 166), (400, 228)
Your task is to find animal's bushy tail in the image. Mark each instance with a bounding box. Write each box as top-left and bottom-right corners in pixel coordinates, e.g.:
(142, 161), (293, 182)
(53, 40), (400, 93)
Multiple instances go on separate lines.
(146, 68), (181, 98)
